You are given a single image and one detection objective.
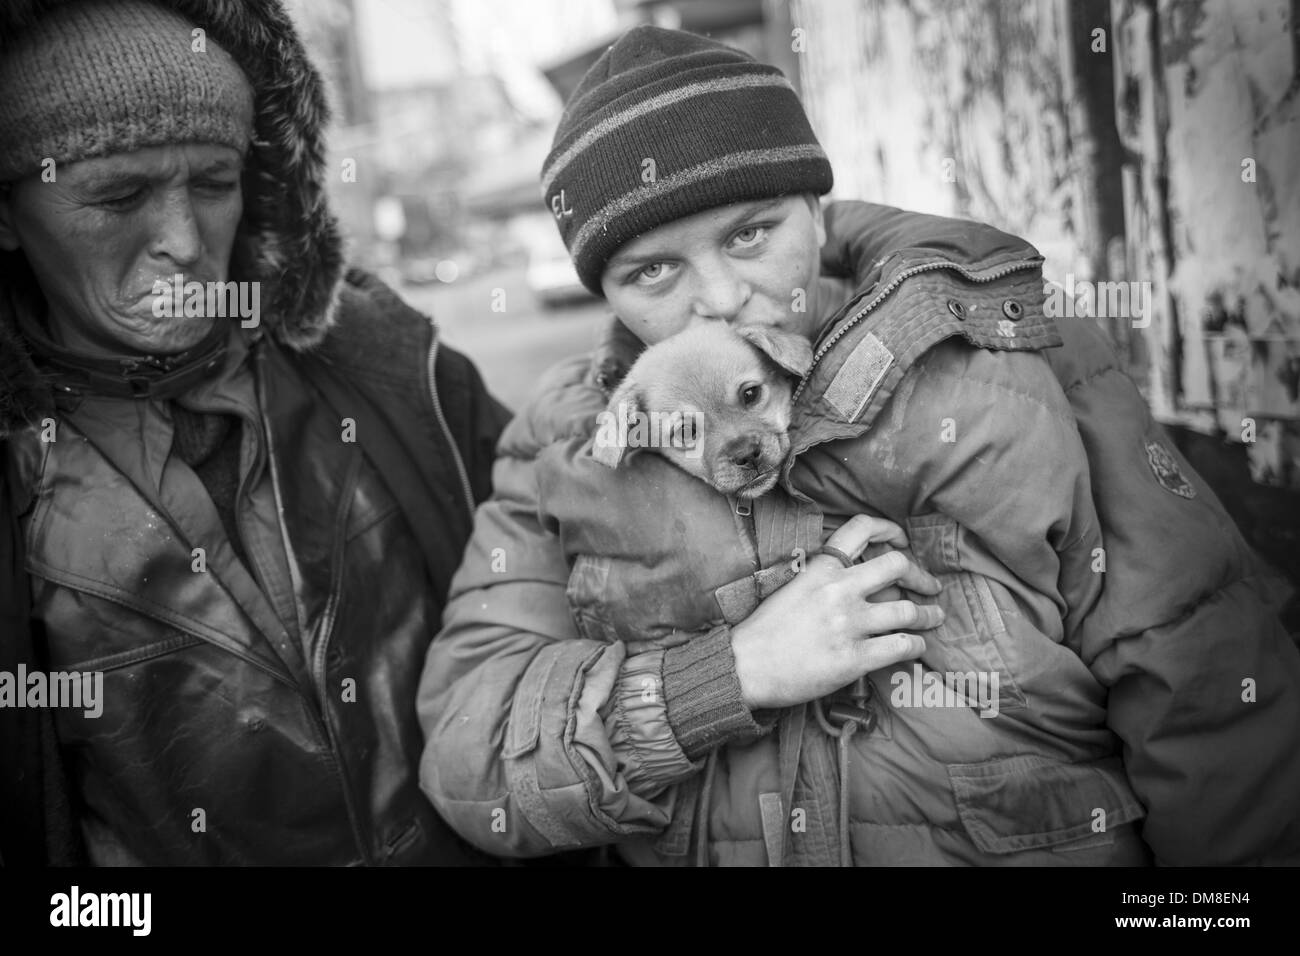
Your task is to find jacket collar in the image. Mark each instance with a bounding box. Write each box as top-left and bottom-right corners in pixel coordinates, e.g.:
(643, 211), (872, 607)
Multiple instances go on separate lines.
(17, 306), (229, 403)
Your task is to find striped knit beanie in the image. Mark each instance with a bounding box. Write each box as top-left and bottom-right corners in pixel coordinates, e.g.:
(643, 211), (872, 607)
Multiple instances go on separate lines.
(541, 25), (833, 295)
(0, 0), (255, 183)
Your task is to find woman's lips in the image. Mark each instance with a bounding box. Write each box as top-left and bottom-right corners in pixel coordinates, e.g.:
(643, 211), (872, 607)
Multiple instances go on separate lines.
(130, 274), (219, 301)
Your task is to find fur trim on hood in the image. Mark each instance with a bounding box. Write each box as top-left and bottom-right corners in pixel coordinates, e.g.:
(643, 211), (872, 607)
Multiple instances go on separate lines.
(0, 0), (343, 437)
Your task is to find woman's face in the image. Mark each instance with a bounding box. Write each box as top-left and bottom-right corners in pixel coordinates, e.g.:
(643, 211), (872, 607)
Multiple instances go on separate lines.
(0, 142), (245, 355)
(599, 194), (827, 346)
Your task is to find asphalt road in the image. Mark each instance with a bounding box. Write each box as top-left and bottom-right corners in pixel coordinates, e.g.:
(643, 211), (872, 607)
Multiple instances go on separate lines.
(397, 265), (610, 414)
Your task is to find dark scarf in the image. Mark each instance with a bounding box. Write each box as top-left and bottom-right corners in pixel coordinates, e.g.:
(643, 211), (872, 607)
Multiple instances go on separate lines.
(170, 404), (246, 565)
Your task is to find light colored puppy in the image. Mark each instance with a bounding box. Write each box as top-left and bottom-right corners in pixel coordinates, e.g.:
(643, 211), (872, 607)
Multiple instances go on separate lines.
(591, 322), (812, 498)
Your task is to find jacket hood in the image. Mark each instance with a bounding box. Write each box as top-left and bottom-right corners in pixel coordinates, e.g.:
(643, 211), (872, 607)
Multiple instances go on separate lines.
(0, 0), (343, 437)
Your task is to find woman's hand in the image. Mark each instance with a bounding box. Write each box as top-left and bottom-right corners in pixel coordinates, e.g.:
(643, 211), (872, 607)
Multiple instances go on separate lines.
(730, 514), (943, 710)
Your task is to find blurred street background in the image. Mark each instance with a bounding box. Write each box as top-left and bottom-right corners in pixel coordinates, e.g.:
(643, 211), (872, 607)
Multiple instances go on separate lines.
(400, 267), (607, 411)
(282, 0), (1299, 588)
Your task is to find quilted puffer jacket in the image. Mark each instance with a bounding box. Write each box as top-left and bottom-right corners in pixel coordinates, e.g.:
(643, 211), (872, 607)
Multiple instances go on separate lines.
(418, 201), (1300, 866)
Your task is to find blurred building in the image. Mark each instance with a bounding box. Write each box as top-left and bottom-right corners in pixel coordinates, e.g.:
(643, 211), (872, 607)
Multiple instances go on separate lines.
(286, 0), (805, 279)
(539, 0), (799, 102)
(286, 0), (620, 280)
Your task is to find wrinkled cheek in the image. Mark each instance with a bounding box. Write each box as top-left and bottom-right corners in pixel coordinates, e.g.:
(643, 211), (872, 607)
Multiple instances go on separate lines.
(207, 198), (243, 277)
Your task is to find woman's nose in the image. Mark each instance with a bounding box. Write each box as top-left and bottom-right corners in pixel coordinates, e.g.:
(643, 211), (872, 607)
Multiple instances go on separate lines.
(691, 257), (751, 321)
(147, 190), (203, 266)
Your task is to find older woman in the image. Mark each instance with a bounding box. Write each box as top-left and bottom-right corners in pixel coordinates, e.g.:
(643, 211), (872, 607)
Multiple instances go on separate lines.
(0, 0), (506, 865)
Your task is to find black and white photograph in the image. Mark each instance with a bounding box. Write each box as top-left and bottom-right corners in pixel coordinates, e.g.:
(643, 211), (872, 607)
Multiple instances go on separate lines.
(0, 0), (1296, 931)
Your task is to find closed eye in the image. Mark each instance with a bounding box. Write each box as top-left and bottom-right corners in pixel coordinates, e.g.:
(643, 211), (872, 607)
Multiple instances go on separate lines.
(195, 179), (240, 196)
(98, 187), (147, 211)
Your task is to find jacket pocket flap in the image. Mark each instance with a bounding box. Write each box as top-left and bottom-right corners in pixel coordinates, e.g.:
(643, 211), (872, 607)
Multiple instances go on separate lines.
(713, 562), (798, 624)
(947, 753), (1145, 854)
(503, 650), (559, 758)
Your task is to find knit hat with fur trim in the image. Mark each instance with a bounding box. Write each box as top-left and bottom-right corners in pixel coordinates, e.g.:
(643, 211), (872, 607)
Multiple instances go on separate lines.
(541, 25), (833, 295)
(0, 0), (254, 181)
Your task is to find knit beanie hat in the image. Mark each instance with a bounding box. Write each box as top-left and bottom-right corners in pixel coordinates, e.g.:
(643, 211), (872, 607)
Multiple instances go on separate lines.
(541, 25), (833, 295)
(0, 0), (255, 182)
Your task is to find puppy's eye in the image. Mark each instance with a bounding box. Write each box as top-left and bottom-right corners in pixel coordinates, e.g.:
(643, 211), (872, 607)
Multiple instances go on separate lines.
(740, 384), (763, 407)
(678, 417), (698, 445)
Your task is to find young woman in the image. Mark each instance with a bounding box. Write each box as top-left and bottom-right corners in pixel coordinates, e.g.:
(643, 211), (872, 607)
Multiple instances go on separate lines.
(417, 25), (1300, 867)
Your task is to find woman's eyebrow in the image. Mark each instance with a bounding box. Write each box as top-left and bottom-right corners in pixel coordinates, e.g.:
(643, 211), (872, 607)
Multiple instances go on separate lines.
(607, 242), (673, 269)
(76, 157), (241, 193)
(194, 157), (242, 175)
(77, 171), (152, 193)
(722, 197), (783, 231)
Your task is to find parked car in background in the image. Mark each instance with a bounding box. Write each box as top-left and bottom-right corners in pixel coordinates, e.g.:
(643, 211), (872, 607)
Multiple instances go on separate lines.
(526, 249), (595, 307)
(525, 227), (597, 308)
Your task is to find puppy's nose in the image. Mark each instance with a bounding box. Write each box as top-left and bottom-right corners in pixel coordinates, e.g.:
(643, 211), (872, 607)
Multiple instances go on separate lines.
(724, 435), (764, 469)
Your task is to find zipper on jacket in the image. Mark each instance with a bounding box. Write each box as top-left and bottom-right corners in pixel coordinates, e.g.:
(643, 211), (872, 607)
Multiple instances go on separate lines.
(309, 450), (371, 862)
(253, 376), (311, 649)
(426, 324), (477, 519)
(727, 494), (762, 570)
(256, 354), (373, 864)
(307, 452), (356, 718)
(792, 258), (1042, 404)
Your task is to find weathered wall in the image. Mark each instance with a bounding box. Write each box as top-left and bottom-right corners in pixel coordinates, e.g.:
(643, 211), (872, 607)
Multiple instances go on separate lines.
(790, 0), (1300, 491)
(1114, 0), (1300, 487)
(790, 0), (1100, 284)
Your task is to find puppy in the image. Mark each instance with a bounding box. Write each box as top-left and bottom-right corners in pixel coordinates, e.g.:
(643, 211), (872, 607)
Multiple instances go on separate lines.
(591, 322), (812, 498)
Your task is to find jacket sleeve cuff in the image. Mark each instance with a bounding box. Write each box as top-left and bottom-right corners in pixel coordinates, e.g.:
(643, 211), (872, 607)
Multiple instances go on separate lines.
(661, 624), (770, 762)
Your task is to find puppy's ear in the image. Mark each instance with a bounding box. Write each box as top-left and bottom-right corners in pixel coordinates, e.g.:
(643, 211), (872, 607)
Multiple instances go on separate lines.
(591, 376), (642, 469)
(735, 325), (814, 379)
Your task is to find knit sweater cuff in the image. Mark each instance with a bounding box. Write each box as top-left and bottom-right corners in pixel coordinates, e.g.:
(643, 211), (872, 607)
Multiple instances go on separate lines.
(662, 624), (766, 762)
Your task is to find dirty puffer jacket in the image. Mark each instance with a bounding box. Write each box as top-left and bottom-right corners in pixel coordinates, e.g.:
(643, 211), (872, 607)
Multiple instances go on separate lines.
(418, 201), (1300, 866)
(0, 0), (508, 865)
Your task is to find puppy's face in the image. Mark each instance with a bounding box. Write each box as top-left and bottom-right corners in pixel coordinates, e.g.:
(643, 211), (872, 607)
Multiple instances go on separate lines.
(593, 323), (812, 498)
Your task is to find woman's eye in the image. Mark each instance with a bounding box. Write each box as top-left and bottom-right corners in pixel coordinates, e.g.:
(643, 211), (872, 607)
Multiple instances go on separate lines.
(99, 188), (145, 210)
(730, 225), (768, 248)
(197, 180), (239, 195)
(741, 385), (762, 407)
(630, 261), (674, 286)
